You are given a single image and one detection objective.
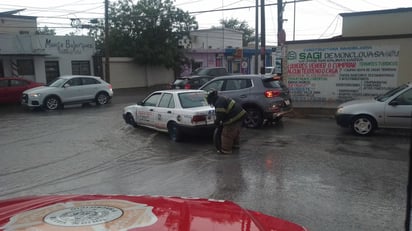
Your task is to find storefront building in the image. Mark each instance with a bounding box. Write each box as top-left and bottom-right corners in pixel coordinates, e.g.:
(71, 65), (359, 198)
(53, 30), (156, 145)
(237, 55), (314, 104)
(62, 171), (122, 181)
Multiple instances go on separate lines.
(184, 28), (274, 75)
(0, 11), (97, 84)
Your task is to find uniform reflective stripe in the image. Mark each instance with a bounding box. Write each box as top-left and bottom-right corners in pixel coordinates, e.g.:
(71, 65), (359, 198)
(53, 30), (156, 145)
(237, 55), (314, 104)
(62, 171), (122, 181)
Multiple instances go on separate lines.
(216, 100), (235, 114)
(227, 100), (235, 113)
(215, 107), (226, 113)
(223, 110), (246, 125)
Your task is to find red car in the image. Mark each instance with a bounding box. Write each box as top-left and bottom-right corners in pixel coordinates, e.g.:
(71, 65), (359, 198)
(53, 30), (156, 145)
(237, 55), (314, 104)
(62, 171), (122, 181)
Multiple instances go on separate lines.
(0, 194), (308, 231)
(0, 77), (44, 104)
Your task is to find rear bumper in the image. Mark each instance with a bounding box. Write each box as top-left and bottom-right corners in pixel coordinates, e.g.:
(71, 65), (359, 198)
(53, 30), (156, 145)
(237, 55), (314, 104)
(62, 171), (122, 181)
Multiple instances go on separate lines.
(263, 107), (293, 119)
(179, 124), (215, 135)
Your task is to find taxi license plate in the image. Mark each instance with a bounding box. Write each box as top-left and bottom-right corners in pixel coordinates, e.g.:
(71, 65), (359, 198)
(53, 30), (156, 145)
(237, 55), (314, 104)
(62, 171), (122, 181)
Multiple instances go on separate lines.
(284, 100), (290, 106)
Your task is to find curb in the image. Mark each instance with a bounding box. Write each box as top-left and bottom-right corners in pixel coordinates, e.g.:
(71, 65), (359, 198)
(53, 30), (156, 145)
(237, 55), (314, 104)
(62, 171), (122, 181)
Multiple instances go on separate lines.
(286, 107), (336, 119)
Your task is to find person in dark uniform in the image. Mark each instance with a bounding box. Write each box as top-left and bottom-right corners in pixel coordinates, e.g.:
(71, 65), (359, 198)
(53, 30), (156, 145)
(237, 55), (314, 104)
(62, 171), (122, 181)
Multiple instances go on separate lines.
(206, 91), (247, 154)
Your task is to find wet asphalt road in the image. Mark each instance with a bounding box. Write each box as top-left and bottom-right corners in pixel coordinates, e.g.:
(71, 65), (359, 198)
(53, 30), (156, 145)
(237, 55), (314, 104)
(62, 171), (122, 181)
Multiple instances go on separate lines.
(0, 89), (410, 231)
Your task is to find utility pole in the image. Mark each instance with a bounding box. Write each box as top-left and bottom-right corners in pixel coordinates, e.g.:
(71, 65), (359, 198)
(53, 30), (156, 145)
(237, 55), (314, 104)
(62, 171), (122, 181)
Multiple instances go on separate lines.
(277, 0), (285, 76)
(104, 0), (110, 83)
(254, 0), (259, 74)
(260, 0), (265, 75)
(278, 0), (284, 46)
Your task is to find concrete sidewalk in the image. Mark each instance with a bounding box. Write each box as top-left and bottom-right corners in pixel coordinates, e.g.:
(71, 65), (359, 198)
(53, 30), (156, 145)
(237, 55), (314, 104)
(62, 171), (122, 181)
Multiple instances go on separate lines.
(290, 101), (339, 119)
(113, 86), (339, 119)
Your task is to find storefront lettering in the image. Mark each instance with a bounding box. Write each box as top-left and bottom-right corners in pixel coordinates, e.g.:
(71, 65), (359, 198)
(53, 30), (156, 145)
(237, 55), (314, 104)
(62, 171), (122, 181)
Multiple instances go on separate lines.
(287, 45), (400, 102)
(298, 52), (322, 60)
(45, 39), (94, 54)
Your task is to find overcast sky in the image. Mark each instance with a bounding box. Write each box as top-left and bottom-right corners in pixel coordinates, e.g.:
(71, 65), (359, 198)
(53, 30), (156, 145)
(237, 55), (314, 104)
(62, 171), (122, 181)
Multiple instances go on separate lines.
(1, 0), (411, 44)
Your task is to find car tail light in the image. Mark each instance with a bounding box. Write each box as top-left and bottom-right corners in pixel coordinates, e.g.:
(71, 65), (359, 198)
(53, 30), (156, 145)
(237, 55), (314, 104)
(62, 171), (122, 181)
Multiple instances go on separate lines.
(184, 83), (191, 89)
(264, 90), (281, 98)
(108, 84), (113, 90)
(192, 115), (206, 123)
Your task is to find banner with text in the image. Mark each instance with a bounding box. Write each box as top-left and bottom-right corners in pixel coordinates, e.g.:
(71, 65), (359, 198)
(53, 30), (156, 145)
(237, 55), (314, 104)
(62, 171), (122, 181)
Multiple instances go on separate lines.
(286, 45), (400, 102)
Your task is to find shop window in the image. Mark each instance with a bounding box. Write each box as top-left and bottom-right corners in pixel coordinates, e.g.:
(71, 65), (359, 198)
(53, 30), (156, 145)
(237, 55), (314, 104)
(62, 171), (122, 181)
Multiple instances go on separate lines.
(72, 61), (91, 75)
(45, 61), (60, 83)
(17, 59), (34, 75)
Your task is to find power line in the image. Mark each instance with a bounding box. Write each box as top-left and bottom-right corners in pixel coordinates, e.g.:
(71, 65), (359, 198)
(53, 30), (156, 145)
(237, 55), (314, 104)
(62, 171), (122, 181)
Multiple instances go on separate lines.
(0, 3), (103, 14)
(318, 14), (340, 39)
(188, 0), (310, 14)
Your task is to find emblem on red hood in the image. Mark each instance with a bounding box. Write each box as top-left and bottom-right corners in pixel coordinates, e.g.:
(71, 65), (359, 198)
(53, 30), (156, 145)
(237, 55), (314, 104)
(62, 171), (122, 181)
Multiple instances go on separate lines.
(0, 195), (307, 231)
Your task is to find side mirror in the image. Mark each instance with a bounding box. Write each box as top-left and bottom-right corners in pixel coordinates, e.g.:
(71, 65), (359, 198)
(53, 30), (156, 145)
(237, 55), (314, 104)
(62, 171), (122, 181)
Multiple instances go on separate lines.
(389, 100), (399, 106)
(137, 101), (143, 106)
(63, 83), (70, 88)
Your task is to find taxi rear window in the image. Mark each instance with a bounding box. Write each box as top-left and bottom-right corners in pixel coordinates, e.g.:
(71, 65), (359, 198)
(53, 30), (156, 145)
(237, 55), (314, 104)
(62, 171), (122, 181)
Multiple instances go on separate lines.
(178, 92), (208, 108)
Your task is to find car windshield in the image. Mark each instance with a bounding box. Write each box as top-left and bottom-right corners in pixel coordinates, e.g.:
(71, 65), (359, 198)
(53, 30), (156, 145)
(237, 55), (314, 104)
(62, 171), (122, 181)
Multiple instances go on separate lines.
(178, 92), (208, 108)
(265, 67), (273, 74)
(375, 84), (408, 102)
(191, 68), (203, 75)
(47, 78), (66, 87)
(173, 79), (187, 85)
(196, 69), (213, 75)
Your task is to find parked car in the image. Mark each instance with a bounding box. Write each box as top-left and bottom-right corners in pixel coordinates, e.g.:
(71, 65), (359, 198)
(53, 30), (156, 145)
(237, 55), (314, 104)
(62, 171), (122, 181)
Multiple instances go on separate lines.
(169, 76), (215, 89)
(190, 67), (230, 77)
(336, 82), (412, 135)
(0, 194), (308, 231)
(169, 67), (230, 90)
(21, 75), (113, 110)
(0, 77), (44, 104)
(265, 66), (275, 75)
(123, 89), (215, 142)
(200, 74), (293, 128)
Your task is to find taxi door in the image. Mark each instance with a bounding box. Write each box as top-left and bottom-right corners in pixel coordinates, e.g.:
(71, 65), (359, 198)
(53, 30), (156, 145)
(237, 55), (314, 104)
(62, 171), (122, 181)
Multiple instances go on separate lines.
(154, 93), (176, 130)
(136, 92), (161, 126)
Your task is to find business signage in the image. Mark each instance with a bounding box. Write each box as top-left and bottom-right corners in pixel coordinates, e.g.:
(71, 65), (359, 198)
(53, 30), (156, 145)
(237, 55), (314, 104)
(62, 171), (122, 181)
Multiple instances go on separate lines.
(286, 45), (400, 101)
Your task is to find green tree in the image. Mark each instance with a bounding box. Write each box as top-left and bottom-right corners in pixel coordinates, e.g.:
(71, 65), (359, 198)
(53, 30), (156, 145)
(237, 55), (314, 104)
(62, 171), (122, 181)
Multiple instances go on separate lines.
(91, 0), (197, 71)
(36, 26), (56, 35)
(214, 18), (255, 47)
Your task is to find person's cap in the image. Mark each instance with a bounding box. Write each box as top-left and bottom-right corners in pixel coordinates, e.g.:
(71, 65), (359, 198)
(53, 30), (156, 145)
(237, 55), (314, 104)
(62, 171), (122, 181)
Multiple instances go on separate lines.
(206, 90), (218, 105)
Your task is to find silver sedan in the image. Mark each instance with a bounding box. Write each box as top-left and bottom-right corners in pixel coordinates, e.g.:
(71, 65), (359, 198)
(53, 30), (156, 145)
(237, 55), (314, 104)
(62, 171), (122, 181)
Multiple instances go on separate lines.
(336, 82), (412, 135)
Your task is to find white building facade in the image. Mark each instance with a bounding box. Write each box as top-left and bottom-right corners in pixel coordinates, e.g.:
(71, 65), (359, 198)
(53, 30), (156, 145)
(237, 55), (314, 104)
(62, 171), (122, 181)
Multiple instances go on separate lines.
(0, 11), (97, 84)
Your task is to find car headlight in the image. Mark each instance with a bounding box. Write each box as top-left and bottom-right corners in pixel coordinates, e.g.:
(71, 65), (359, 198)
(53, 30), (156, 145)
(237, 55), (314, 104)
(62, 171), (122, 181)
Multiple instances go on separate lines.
(29, 93), (41, 98)
(336, 107), (344, 114)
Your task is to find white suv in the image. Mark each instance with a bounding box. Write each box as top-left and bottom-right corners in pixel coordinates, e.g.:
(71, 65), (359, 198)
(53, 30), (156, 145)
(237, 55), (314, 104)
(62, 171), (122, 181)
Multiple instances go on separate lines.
(22, 75), (113, 110)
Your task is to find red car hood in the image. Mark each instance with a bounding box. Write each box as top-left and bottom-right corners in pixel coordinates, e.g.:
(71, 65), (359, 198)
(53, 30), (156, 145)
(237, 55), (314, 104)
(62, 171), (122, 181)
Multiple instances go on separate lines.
(0, 195), (307, 231)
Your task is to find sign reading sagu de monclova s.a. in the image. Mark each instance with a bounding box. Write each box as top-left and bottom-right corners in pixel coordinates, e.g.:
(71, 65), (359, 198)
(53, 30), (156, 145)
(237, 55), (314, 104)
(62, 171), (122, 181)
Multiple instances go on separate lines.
(286, 45), (400, 102)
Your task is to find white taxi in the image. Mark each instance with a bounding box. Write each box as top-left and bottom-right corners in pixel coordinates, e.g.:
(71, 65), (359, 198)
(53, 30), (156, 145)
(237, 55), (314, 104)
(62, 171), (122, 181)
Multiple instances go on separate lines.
(123, 89), (216, 142)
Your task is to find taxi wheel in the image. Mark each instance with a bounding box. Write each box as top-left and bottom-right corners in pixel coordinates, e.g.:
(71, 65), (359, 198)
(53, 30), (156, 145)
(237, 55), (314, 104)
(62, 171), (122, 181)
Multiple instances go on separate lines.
(168, 122), (183, 142)
(125, 113), (138, 127)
